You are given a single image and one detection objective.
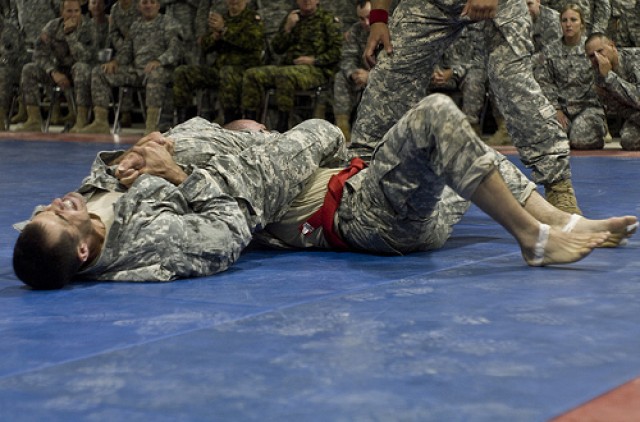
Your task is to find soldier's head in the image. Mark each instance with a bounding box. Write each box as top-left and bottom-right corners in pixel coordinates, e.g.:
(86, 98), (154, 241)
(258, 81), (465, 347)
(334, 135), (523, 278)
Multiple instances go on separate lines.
(585, 33), (620, 72)
(525, 0), (541, 20)
(226, 0), (248, 16)
(61, 0), (82, 21)
(89, 0), (106, 18)
(296, 0), (319, 17)
(13, 193), (95, 290)
(138, 0), (161, 21)
(356, 0), (371, 32)
(560, 4), (585, 42)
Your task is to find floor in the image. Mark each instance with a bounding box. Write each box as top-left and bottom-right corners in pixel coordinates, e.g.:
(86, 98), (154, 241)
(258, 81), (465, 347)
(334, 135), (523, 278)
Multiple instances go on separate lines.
(1, 128), (640, 421)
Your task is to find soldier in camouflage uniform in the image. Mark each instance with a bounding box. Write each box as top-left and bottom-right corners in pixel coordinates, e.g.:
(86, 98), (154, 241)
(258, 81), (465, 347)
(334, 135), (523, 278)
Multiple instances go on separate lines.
(536, 5), (607, 150)
(350, 0), (584, 215)
(14, 94), (635, 289)
(241, 0), (343, 132)
(333, 0), (371, 142)
(161, 0), (199, 64)
(14, 0), (96, 133)
(544, 0), (611, 35)
(606, 0), (639, 47)
(88, 0), (110, 50)
(173, 0), (264, 124)
(0, 17), (25, 130)
(109, 0), (141, 51)
(80, 0), (184, 135)
(586, 33), (640, 150)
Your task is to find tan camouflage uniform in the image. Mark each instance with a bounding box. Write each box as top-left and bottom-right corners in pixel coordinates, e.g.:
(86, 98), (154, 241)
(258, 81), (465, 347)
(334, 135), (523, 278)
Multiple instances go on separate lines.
(9, 0), (60, 47)
(593, 48), (640, 150)
(537, 35), (607, 149)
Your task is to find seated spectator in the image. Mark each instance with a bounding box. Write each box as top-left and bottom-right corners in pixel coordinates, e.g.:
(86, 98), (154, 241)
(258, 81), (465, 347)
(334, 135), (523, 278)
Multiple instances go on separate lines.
(80, 0), (183, 135)
(88, 0), (110, 51)
(14, 0), (96, 133)
(0, 16), (26, 131)
(536, 4), (607, 149)
(585, 33), (640, 150)
(240, 0), (342, 132)
(544, 0), (611, 35)
(333, 0), (370, 143)
(173, 0), (264, 125)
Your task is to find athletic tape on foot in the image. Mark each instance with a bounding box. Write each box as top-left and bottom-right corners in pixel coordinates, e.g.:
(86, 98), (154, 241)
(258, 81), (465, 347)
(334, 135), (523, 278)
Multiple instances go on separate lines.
(532, 223), (550, 267)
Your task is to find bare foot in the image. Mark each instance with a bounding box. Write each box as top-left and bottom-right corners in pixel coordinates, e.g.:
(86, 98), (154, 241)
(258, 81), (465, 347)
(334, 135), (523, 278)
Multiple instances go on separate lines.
(522, 224), (609, 266)
(558, 215), (638, 248)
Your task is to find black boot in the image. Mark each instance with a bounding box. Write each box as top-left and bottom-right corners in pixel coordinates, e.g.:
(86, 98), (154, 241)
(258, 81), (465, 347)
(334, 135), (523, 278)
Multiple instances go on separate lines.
(276, 110), (289, 133)
(243, 110), (257, 121)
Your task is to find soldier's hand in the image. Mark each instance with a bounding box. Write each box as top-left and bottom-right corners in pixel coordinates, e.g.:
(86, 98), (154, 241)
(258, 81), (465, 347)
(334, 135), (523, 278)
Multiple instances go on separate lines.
(144, 60), (161, 74)
(115, 151), (145, 188)
(593, 51), (612, 77)
(102, 60), (118, 74)
(209, 12), (224, 32)
(556, 110), (570, 130)
(364, 22), (392, 69)
(461, 0), (498, 21)
(63, 16), (79, 34)
(132, 142), (187, 186)
(50, 71), (71, 89)
(293, 56), (315, 65)
(284, 10), (301, 33)
(351, 69), (369, 87)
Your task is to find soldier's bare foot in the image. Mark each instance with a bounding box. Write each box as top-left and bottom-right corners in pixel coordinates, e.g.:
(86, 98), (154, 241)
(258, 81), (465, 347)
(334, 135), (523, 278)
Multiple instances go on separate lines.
(558, 214), (638, 247)
(522, 223), (609, 266)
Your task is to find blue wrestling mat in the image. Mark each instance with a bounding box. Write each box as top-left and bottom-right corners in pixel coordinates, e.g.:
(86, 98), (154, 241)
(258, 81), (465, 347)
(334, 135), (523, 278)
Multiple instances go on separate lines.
(1, 139), (639, 421)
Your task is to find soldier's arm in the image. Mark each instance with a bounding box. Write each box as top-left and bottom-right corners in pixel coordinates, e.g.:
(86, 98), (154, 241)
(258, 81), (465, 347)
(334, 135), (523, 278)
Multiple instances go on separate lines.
(3, 21), (25, 65)
(339, 24), (363, 77)
(535, 49), (561, 110)
(66, 17), (96, 64)
(590, 0), (612, 34)
(34, 20), (59, 75)
(218, 12), (264, 53)
(156, 17), (184, 66)
(312, 15), (343, 68)
(599, 61), (640, 110)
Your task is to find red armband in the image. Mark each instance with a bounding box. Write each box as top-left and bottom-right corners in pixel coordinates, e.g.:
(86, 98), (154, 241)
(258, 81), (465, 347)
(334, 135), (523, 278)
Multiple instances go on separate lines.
(369, 9), (389, 25)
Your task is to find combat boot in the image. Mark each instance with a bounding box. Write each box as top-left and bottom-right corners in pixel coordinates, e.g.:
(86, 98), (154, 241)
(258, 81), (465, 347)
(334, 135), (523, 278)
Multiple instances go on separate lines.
(144, 107), (161, 135)
(486, 118), (511, 146)
(69, 106), (89, 133)
(120, 111), (132, 128)
(544, 179), (582, 215)
(14, 106), (42, 132)
(11, 97), (26, 124)
(79, 107), (111, 134)
(335, 114), (351, 143)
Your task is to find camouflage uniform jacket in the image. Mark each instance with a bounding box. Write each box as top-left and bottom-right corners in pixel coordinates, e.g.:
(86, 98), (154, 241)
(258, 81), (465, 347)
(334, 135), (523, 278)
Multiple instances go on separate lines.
(34, 15), (96, 75)
(594, 48), (640, 119)
(116, 14), (184, 71)
(8, 0), (59, 46)
(271, 7), (343, 77)
(200, 7), (264, 69)
(108, 1), (141, 53)
(161, 0), (199, 41)
(531, 5), (561, 54)
(0, 18), (25, 67)
(339, 21), (368, 80)
(538, 36), (601, 110)
(440, 25), (485, 83)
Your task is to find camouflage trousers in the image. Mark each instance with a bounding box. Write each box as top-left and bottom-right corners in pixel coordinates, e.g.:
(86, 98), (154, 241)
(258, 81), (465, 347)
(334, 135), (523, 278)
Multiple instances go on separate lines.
(0, 65), (21, 108)
(460, 67), (488, 125)
(173, 64), (246, 111)
(351, 0), (571, 185)
(562, 105), (607, 150)
(21, 62), (92, 107)
(241, 64), (326, 112)
(339, 94), (535, 254)
(90, 65), (172, 109)
(333, 71), (364, 115)
(620, 113), (640, 151)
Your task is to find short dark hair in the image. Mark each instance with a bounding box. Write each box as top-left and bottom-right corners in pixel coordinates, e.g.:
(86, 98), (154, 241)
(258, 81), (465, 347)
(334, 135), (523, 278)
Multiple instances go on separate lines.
(585, 32), (611, 47)
(356, 0), (370, 8)
(13, 222), (82, 290)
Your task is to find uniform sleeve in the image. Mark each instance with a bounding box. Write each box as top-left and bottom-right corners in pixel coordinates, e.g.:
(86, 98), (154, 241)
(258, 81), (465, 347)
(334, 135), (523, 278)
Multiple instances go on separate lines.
(600, 63), (640, 110)
(66, 17), (96, 63)
(157, 16), (184, 66)
(339, 24), (363, 77)
(34, 19), (58, 74)
(312, 15), (342, 68)
(536, 49), (561, 109)
(590, 0), (612, 34)
(216, 12), (264, 53)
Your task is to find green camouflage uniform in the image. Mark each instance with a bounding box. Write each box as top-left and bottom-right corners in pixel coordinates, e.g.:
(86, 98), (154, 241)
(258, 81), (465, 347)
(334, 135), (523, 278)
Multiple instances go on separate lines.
(21, 15), (96, 108)
(90, 14), (184, 109)
(173, 7), (264, 114)
(537, 36), (607, 150)
(241, 7), (342, 114)
(72, 117), (344, 281)
(0, 18), (25, 109)
(593, 48), (640, 150)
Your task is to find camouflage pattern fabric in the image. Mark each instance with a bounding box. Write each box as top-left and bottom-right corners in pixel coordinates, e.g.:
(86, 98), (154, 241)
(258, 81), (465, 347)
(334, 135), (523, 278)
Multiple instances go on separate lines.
(350, 0), (572, 186)
(72, 117), (344, 281)
(0, 18), (25, 108)
(161, 0), (199, 64)
(339, 94), (536, 254)
(173, 7), (264, 109)
(21, 15), (96, 107)
(531, 5), (561, 53)
(537, 36), (607, 149)
(90, 13), (184, 108)
(593, 48), (640, 150)
(8, 0), (60, 46)
(543, 0), (611, 34)
(333, 20), (368, 115)
(108, 0), (141, 53)
(606, 0), (640, 47)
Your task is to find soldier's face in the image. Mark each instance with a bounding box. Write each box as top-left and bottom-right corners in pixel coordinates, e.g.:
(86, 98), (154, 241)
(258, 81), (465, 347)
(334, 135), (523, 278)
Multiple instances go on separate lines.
(31, 192), (93, 245)
(526, 0), (540, 19)
(561, 9), (583, 39)
(139, 0), (161, 21)
(61, 0), (82, 20)
(297, 0), (319, 16)
(585, 37), (619, 71)
(89, 0), (105, 16)
(226, 0), (248, 14)
(357, 1), (371, 32)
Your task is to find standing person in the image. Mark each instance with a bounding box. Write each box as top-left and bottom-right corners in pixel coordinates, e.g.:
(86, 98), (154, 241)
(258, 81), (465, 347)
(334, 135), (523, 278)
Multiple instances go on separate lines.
(173, 0), (264, 124)
(606, 0), (639, 48)
(80, 0), (184, 135)
(585, 33), (640, 150)
(537, 4), (607, 150)
(13, 0), (96, 133)
(348, 0), (584, 215)
(333, 0), (371, 142)
(0, 16), (25, 130)
(12, 94), (638, 290)
(240, 0), (342, 132)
